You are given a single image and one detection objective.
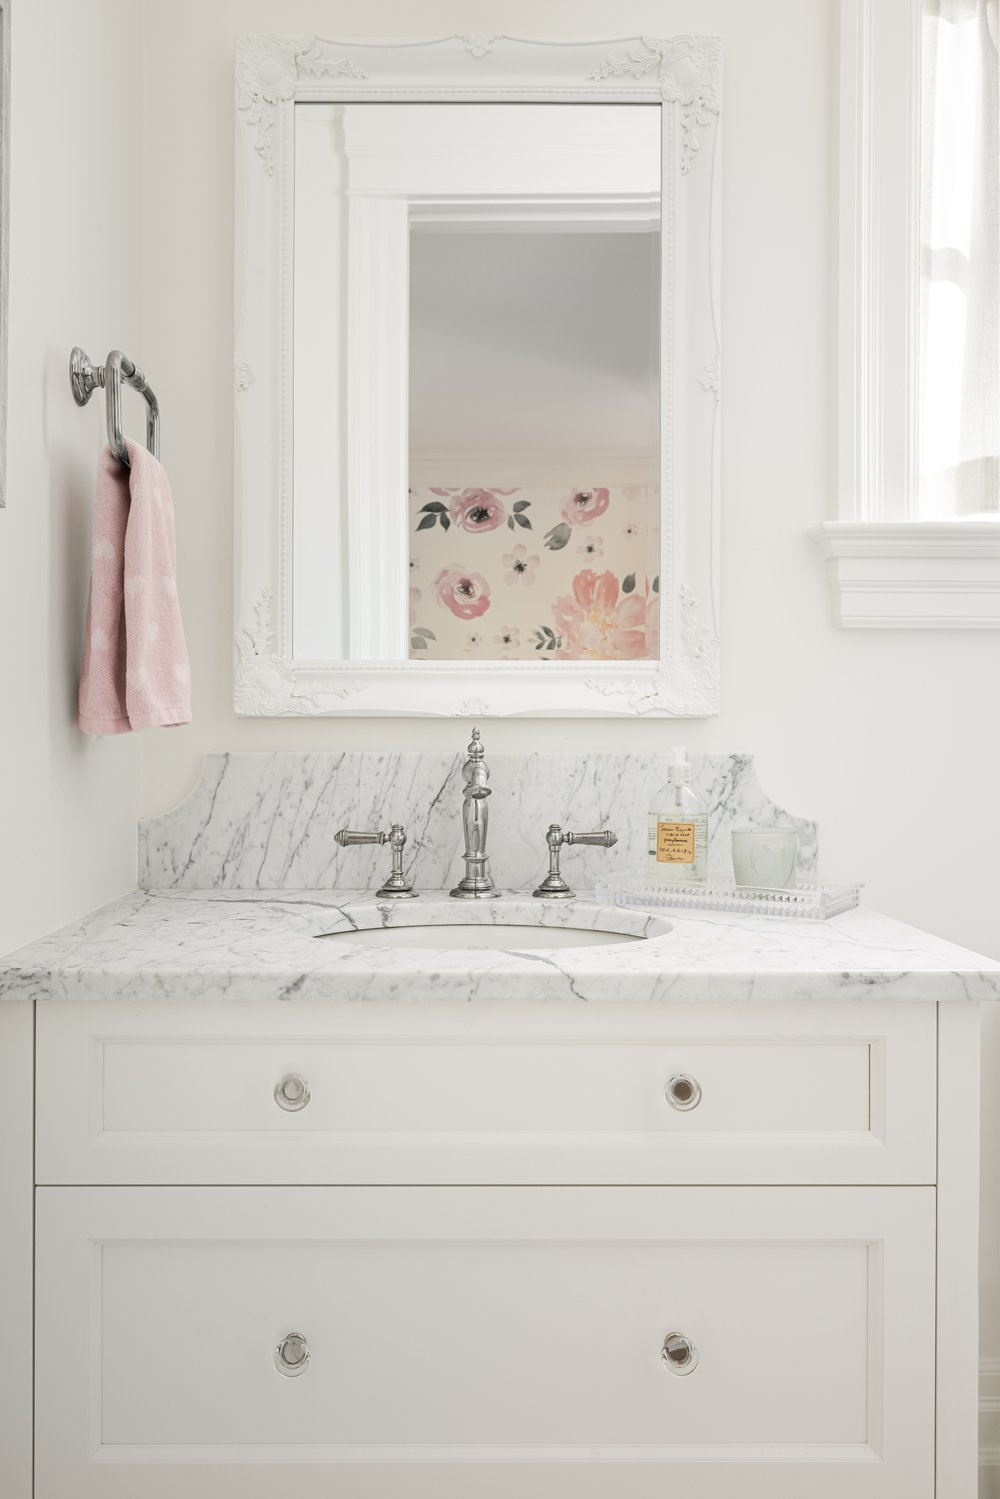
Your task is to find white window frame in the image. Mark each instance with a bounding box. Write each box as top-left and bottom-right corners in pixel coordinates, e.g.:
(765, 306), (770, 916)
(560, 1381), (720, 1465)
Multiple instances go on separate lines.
(816, 0), (1000, 627)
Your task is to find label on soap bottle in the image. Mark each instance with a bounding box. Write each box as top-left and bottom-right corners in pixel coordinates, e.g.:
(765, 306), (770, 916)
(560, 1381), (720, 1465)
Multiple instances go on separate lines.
(647, 812), (708, 881)
(656, 821), (696, 864)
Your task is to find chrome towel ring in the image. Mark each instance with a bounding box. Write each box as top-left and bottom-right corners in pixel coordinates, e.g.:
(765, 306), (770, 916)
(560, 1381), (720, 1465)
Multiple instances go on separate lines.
(69, 346), (160, 468)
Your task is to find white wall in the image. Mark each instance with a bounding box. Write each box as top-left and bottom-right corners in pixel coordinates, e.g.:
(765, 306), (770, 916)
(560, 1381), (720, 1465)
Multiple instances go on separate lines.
(0, 0), (151, 955)
(72, 0), (1000, 1378)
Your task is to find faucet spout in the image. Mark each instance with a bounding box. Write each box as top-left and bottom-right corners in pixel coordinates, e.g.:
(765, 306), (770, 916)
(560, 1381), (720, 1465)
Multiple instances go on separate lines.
(449, 727), (500, 899)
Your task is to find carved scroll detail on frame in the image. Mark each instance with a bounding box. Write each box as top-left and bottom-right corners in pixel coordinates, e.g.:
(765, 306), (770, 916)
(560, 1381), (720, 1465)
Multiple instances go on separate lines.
(459, 35), (498, 59)
(233, 354), (255, 394)
(235, 35), (367, 175)
(586, 588), (719, 717)
(699, 355), (721, 402)
(235, 35), (305, 176)
(589, 35), (721, 174)
(457, 696), (492, 717)
(235, 586), (327, 715)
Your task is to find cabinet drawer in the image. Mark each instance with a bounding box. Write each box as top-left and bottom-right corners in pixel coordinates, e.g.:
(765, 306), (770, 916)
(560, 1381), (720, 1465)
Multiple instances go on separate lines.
(35, 1001), (937, 1185)
(35, 1184), (935, 1499)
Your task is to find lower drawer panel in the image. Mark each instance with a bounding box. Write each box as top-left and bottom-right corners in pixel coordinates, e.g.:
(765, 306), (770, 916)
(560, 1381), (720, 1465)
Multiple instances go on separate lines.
(35, 1185), (935, 1498)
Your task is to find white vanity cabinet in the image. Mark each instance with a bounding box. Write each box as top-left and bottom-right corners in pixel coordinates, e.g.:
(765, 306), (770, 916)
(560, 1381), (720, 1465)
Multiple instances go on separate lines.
(20, 997), (980, 1498)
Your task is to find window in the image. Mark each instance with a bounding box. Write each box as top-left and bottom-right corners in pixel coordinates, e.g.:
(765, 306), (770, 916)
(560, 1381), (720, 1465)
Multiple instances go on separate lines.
(818, 0), (1000, 627)
(920, 0), (999, 519)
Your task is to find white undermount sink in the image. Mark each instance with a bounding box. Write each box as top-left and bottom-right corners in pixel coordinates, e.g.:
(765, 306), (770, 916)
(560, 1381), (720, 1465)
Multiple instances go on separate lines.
(320, 922), (643, 951)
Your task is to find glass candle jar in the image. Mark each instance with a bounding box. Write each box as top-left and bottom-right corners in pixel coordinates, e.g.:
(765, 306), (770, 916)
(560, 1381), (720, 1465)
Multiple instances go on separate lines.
(731, 828), (799, 889)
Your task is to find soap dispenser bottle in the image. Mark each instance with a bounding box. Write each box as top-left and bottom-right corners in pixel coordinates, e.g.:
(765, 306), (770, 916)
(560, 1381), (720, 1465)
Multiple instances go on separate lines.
(647, 748), (708, 883)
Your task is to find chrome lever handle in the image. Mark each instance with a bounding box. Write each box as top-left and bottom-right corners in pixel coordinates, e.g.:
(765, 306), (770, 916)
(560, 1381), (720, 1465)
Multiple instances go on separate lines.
(532, 823), (618, 899)
(334, 823), (417, 899)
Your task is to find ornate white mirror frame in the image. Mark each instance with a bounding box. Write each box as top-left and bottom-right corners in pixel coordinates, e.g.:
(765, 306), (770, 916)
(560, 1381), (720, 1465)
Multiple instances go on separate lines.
(234, 33), (721, 717)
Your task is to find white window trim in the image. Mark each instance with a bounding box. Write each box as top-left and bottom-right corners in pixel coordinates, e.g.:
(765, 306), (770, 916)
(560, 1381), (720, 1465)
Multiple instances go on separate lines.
(816, 0), (1000, 627)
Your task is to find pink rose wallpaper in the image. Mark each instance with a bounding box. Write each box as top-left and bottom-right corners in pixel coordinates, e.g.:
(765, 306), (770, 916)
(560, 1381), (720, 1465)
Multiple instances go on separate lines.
(552, 569), (650, 660)
(560, 487), (610, 526)
(409, 484), (659, 661)
(502, 543), (539, 586)
(432, 565), (492, 620)
(449, 489), (507, 533)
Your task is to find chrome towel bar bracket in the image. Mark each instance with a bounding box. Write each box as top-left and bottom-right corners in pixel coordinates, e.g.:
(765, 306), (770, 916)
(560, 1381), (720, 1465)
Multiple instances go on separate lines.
(70, 346), (160, 468)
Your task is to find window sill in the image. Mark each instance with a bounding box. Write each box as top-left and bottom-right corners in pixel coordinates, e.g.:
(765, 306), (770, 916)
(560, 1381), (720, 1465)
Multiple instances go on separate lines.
(814, 521), (1000, 628)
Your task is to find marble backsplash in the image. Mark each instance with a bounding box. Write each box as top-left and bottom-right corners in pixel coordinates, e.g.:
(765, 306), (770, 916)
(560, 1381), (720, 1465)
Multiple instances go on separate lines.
(139, 751), (818, 892)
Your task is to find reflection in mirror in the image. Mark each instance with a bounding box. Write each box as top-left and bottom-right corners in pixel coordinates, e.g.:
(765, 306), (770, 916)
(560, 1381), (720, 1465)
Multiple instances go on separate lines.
(292, 101), (661, 665)
(404, 105), (661, 662)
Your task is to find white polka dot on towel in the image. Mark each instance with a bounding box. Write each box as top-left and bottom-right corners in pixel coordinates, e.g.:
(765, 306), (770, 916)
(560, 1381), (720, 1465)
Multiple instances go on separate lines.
(90, 627), (109, 653)
(92, 537), (115, 563)
(172, 660), (190, 685)
(124, 576), (144, 599)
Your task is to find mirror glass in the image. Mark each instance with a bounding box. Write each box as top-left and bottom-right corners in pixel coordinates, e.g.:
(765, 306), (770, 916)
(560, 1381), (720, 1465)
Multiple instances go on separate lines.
(293, 102), (661, 664)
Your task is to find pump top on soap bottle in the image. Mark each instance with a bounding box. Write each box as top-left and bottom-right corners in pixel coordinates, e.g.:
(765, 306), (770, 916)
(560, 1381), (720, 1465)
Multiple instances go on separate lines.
(647, 747), (708, 884)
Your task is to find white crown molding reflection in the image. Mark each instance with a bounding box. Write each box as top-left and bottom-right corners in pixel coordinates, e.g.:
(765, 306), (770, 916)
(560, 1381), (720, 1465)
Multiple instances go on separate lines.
(234, 33), (722, 716)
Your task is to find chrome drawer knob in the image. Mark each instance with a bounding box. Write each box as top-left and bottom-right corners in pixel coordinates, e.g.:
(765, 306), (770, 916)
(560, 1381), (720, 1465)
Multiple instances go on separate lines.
(665, 1073), (701, 1111)
(274, 1332), (310, 1377)
(274, 1073), (311, 1112)
(662, 1332), (699, 1375)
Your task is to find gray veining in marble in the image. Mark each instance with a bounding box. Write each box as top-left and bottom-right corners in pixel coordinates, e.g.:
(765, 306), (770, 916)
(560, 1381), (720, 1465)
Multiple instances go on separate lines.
(2, 889), (998, 1005)
(139, 752), (819, 893)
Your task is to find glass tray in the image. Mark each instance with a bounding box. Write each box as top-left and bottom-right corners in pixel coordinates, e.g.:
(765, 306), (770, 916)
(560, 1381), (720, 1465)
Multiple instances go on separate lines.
(594, 874), (864, 921)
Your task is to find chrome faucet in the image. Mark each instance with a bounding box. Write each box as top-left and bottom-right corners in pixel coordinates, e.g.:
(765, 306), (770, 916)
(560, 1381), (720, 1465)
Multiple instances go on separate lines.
(449, 727), (499, 899)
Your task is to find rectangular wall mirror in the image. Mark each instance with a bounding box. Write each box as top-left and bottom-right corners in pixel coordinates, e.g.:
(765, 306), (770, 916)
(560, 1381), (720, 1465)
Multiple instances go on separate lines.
(235, 35), (720, 716)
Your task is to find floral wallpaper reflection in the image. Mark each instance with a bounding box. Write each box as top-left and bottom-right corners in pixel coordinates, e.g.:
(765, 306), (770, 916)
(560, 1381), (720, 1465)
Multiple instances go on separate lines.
(408, 485), (659, 661)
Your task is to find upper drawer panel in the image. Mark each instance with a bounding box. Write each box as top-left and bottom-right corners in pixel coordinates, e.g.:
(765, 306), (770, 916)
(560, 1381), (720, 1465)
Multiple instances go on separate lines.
(34, 1000), (936, 1186)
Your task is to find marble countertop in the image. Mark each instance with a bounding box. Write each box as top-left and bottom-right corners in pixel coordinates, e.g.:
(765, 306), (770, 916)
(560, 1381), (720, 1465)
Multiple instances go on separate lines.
(1, 888), (998, 1004)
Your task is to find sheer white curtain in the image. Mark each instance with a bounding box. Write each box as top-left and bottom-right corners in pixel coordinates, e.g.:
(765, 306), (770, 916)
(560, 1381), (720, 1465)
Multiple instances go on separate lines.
(920, 0), (999, 516)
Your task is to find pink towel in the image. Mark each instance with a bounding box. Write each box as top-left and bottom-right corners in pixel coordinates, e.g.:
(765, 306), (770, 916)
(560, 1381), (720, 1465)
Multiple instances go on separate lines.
(78, 441), (192, 734)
